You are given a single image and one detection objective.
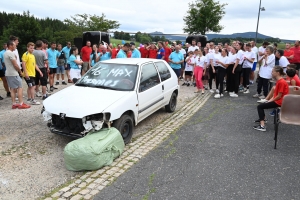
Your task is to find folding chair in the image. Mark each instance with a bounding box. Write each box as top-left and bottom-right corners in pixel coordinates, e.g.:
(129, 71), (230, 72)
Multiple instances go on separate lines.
(274, 95), (300, 149)
(289, 86), (300, 95)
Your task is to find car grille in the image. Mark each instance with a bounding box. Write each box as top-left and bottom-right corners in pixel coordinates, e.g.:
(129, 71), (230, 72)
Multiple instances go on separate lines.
(51, 114), (85, 135)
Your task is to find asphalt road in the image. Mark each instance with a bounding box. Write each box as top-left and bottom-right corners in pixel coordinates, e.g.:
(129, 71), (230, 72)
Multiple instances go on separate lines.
(95, 88), (300, 200)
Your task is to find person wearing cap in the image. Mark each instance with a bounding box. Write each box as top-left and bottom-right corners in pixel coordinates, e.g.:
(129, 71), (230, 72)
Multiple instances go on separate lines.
(116, 43), (130, 58)
(130, 42), (141, 58)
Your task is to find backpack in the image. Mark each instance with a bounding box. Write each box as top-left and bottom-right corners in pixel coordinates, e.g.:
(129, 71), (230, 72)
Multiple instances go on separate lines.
(57, 51), (65, 66)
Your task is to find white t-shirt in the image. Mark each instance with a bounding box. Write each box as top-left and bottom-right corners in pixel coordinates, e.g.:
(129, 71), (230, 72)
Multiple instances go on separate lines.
(258, 46), (266, 61)
(242, 50), (256, 68)
(228, 53), (237, 64)
(188, 46), (199, 52)
(210, 52), (222, 67)
(180, 49), (186, 56)
(194, 55), (207, 68)
(279, 56), (289, 68)
(236, 50), (244, 65)
(13, 49), (21, 69)
(208, 48), (214, 53)
(185, 56), (195, 71)
(218, 56), (229, 69)
(205, 53), (211, 64)
(259, 54), (275, 79)
(251, 46), (258, 62)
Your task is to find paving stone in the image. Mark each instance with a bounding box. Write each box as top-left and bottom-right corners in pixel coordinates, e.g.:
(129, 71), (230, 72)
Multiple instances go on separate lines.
(80, 175), (88, 180)
(91, 173), (99, 178)
(84, 194), (92, 200)
(102, 181), (110, 186)
(44, 198), (52, 200)
(96, 169), (105, 174)
(51, 191), (63, 198)
(78, 182), (87, 188)
(62, 192), (72, 198)
(106, 170), (115, 175)
(87, 183), (97, 189)
(90, 189), (100, 196)
(85, 172), (92, 175)
(85, 178), (94, 183)
(97, 185), (105, 191)
(70, 194), (83, 200)
(74, 179), (82, 184)
(94, 178), (105, 184)
(71, 187), (81, 194)
(101, 174), (109, 179)
(119, 169), (125, 174)
(57, 198), (66, 200)
(116, 163), (123, 168)
(79, 189), (90, 195)
(113, 172), (122, 178)
(68, 183), (76, 188)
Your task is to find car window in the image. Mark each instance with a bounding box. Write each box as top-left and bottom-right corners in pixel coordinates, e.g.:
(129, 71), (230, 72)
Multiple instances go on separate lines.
(139, 62), (160, 93)
(154, 61), (171, 82)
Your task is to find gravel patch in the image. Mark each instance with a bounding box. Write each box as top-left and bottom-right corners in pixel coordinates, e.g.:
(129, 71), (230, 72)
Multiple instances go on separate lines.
(0, 79), (202, 200)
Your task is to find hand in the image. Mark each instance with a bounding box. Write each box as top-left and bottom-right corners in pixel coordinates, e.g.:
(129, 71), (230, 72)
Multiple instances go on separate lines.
(40, 72), (43, 77)
(213, 69), (215, 73)
(47, 68), (50, 73)
(232, 70), (235, 74)
(25, 74), (29, 79)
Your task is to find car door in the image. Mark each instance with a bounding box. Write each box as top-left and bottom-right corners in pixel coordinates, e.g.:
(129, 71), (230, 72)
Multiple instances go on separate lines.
(137, 62), (163, 122)
(154, 61), (175, 105)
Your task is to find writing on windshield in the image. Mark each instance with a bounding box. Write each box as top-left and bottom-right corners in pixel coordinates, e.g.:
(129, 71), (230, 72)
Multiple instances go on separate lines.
(76, 63), (138, 91)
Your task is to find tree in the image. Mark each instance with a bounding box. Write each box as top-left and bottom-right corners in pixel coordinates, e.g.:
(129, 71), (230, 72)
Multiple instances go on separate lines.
(183, 0), (227, 35)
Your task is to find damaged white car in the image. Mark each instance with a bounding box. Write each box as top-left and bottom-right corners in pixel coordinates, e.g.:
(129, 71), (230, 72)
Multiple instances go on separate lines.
(42, 58), (179, 144)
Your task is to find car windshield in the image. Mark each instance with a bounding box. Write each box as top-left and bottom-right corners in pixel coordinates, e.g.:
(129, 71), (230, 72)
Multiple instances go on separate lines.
(75, 62), (138, 91)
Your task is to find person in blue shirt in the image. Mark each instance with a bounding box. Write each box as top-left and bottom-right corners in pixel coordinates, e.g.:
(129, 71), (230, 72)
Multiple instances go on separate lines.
(69, 46), (83, 83)
(100, 46), (112, 61)
(157, 41), (165, 59)
(130, 42), (141, 58)
(46, 42), (58, 91)
(169, 45), (184, 84)
(62, 42), (72, 83)
(117, 43), (131, 58)
(0, 42), (9, 99)
(90, 44), (101, 67)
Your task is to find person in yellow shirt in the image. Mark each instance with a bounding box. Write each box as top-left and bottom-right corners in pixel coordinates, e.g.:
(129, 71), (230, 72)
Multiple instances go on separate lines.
(22, 42), (43, 105)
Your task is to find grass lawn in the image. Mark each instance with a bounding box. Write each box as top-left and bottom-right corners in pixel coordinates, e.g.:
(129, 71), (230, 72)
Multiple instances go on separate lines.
(110, 38), (141, 47)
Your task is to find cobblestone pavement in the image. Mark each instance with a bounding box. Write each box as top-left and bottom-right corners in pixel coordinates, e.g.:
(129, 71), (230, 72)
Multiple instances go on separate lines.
(41, 92), (211, 200)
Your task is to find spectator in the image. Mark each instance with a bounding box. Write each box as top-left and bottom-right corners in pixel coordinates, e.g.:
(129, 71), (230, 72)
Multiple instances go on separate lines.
(69, 46), (83, 81)
(80, 41), (92, 75)
(188, 39), (199, 52)
(250, 41), (258, 84)
(100, 45), (112, 61)
(147, 43), (157, 59)
(22, 42), (43, 105)
(0, 42), (9, 99)
(290, 40), (300, 74)
(276, 49), (289, 72)
(214, 48), (229, 98)
(56, 43), (67, 85)
(163, 42), (172, 63)
(3, 40), (30, 109)
(183, 51), (195, 87)
(62, 42), (72, 83)
(242, 43), (256, 94)
(130, 42), (141, 58)
(169, 45), (184, 84)
(231, 42), (244, 98)
(33, 40), (49, 100)
(9, 36), (21, 71)
(116, 43), (130, 58)
(227, 46), (238, 95)
(157, 41), (165, 59)
(209, 46), (222, 93)
(253, 45), (275, 99)
(253, 66), (288, 132)
(111, 44), (118, 59)
(208, 42), (215, 53)
(89, 44), (100, 67)
(202, 47), (210, 90)
(179, 43), (187, 81)
(194, 49), (207, 94)
(197, 42), (202, 49)
(258, 41), (270, 66)
(47, 42), (58, 92)
(140, 43), (149, 58)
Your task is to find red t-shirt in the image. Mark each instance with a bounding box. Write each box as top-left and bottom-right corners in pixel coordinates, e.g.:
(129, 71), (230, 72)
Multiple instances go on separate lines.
(140, 47), (149, 58)
(148, 49), (157, 59)
(164, 47), (172, 62)
(127, 51), (132, 58)
(81, 46), (92, 62)
(284, 50), (294, 61)
(111, 48), (117, 59)
(290, 46), (300, 63)
(286, 74), (300, 86)
(274, 78), (289, 106)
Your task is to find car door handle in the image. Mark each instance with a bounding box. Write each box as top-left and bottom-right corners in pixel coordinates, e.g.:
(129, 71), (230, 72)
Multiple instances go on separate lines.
(162, 85), (164, 90)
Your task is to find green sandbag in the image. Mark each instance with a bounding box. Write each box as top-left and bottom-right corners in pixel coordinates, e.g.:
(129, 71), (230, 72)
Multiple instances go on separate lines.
(64, 127), (125, 171)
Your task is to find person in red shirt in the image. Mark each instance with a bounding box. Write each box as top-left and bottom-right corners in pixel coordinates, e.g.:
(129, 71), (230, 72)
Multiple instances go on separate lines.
(127, 50), (132, 58)
(139, 43), (149, 58)
(80, 41), (92, 75)
(163, 42), (172, 63)
(111, 43), (118, 59)
(290, 40), (300, 72)
(147, 43), (158, 59)
(254, 66), (289, 132)
(283, 43), (294, 62)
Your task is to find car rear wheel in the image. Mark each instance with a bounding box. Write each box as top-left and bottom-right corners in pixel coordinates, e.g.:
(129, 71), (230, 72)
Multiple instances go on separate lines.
(113, 114), (134, 144)
(165, 92), (177, 113)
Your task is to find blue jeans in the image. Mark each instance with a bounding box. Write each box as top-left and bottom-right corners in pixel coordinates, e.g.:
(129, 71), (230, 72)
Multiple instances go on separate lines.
(56, 66), (65, 74)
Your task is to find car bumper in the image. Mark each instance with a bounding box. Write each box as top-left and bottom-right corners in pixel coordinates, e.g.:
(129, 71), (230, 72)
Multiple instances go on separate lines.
(49, 126), (85, 138)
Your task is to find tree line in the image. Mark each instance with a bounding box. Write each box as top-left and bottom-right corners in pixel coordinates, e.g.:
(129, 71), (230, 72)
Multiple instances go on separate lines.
(114, 31), (171, 44)
(210, 37), (281, 44)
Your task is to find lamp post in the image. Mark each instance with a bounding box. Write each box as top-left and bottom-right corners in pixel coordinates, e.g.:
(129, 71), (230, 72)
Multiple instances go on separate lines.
(255, 0), (265, 44)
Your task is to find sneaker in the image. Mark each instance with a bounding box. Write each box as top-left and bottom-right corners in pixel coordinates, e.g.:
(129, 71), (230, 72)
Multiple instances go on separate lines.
(0, 96), (3, 100)
(214, 94), (221, 99)
(15, 97), (18, 101)
(18, 103), (31, 109)
(269, 109), (280, 117)
(259, 95), (266, 99)
(27, 98), (32, 103)
(230, 93), (239, 98)
(253, 125), (266, 132)
(31, 99), (41, 105)
(216, 89), (219, 93)
(50, 87), (54, 92)
(209, 89), (214, 93)
(257, 99), (268, 103)
(193, 83), (196, 87)
(205, 87), (208, 90)
(46, 90), (51, 94)
(52, 86), (58, 89)
(62, 81), (67, 85)
(36, 91), (42, 97)
(253, 93), (262, 98)
(55, 82), (59, 85)
(182, 82), (187, 86)
(7, 92), (11, 97)
(42, 95), (50, 100)
(243, 89), (250, 94)
(229, 92), (234, 95)
(254, 119), (268, 123)
(187, 83), (190, 87)
(220, 94), (224, 97)
(12, 104), (19, 109)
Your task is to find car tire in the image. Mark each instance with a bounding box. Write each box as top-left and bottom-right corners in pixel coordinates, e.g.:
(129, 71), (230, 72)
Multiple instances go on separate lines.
(165, 92), (177, 113)
(113, 114), (134, 144)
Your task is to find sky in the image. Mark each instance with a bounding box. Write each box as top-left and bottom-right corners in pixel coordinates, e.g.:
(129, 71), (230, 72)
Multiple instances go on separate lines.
(1, 0), (299, 40)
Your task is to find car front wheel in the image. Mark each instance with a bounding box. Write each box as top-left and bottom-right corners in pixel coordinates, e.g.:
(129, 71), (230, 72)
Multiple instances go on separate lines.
(165, 92), (177, 113)
(113, 114), (134, 144)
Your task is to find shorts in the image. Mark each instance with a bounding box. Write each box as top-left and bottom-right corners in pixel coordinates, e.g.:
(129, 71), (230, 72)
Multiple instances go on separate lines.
(70, 68), (81, 80)
(82, 62), (90, 72)
(49, 68), (57, 74)
(56, 66), (65, 74)
(0, 69), (5, 77)
(172, 68), (181, 78)
(25, 76), (36, 87)
(35, 68), (48, 86)
(252, 62), (257, 71)
(185, 71), (193, 76)
(66, 64), (71, 70)
(6, 76), (23, 89)
(181, 63), (185, 70)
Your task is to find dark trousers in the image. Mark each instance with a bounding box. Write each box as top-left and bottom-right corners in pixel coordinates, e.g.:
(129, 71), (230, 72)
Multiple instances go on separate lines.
(257, 101), (279, 121)
(226, 64), (234, 92)
(232, 65), (241, 94)
(242, 68), (251, 89)
(209, 67), (219, 89)
(257, 77), (269, 97)
(217, 67), (226, 94)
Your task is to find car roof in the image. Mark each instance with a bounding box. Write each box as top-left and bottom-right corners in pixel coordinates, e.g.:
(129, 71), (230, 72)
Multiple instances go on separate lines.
(101, 58), (164, 65)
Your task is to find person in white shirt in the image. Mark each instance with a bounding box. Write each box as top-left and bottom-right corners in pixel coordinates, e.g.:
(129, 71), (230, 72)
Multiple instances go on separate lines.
(227, 46), (238, 94)
(187, 39), (199, 52)
(183, 51), (195, 87)
(242, 43), (256, 94)
(208, 42), (215, 53)
(203, 47), (210, 89)
(250, 41), (258, 84)
(231, 42), (245, 97)
(253, 45), (275, 99)
(194, 49), (207, 94)
(258, 42), (270, 65)
(209, 46), (222, 93)
(179, 44), (187, 80)
(214, 48), (229, 98)
(276, 49), (289, 72)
